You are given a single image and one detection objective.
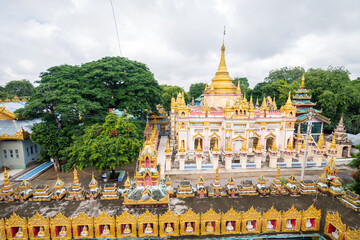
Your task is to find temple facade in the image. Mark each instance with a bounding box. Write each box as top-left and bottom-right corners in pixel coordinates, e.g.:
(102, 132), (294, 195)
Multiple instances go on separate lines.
(169, 44), (298, 170)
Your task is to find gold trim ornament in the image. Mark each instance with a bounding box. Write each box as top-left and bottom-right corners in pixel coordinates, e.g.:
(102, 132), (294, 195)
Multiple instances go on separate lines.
(137, 209), (158, 237)
(71, 211), (94, 239)
(50, 211), (71, 240)
(28, 212), (50, 240)
(221, 207), (241, 234)
(116, 210), (137, 238)
(6, 212), (28, 240)
(0, 218), (6, 240)
(301, 205), (321, 231)
(159, 209), (179, 237)
(94, 210), (115, 239)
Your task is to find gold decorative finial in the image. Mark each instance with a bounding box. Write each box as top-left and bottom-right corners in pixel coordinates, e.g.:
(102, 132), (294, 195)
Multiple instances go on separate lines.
(286, 91), (292, 105)
(215, 167), (219, 181)
(241, 140), (247, 152)
(179, 140), (185, 153)
(165, 138), (171, 154)
(196, 139), (202, 153)
(286, 138), (293, 151)
(318, 133), (325, 149)
(330, 134), (337, 149)
(3, 167), (10, 186)
(256, 139), (261, 151)
(271, 138), (277, 151)
(213, 139), (219, 152)
(276, 166), (280, 180)
(226, 139), (232, 152)
(73, 166), (79, 185)
(301, 74), (305, 88)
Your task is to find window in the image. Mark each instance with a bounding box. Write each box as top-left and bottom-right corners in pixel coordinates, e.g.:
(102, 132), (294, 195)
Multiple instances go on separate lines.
(35, 144), (38, 153)
(27, 147), (30, 156)
(15, 149), (19, 158)
(9, 150), (13, 158)
(30, 146), (34, 155)
(3, 150), (7, 159)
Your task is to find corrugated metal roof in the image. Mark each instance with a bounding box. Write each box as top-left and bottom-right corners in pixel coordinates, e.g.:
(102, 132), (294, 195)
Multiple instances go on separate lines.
(0, 119), (41, 135)
(0, 102), (26, 113)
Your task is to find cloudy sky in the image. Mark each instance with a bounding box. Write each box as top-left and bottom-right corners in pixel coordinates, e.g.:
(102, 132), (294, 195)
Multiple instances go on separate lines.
(1, 0), (360, 90)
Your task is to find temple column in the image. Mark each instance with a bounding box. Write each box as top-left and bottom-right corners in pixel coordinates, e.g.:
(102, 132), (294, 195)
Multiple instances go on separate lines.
(165, 139), (172, 171)
(240, 151), (247, 169)
(269, 150), (277, 168)
(196, 152), (202, 170)
(212, 140), (219, 169)
(284, 150), (293, 167)
(254, 141), (262, 168)
(225, 152), (232, 170)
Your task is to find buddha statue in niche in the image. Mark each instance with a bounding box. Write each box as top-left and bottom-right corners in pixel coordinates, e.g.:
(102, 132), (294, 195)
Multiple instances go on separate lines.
(59, 226), (67, 237)
(15, 227), (24, 237)
(101, 225), (110, 235)
(123, 224), (131, 234)
(226, 221), (234, 232)
(286, 219), (293, 229)
(80, 226), (89, 236)
(266, 220), (274, 230)
(205, 222), (214, 232)
(144, 223), (153, 234)
(37, 226), (45, 237)
(164, 223), (174, 233)
(246, 220), (254, 231)
(185, 222), (193, 232)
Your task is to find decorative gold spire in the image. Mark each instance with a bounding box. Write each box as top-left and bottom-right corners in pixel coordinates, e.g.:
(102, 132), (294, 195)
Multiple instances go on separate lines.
(3, 167), (9, 186)
(249, 95), (254, 108)
(241, 140), (247, 152)
(226, 139), (232, 152)
(73, 167), (79, 185)
(318, 133), (325, 149)
(236, 81), (241, 94)
(179, 140), (185, 153)
(301, 138), (306, 149)
(271, 138), (277, 151)
(255, 139), (261, 151)
(215, 167), (219, 182)
(196, 139), (202, 153)
(260, 96), (267, 109)
(301, 74), (305, 88)
(330, 134), (337, 149)
(124, 175), (131, 189)
(165, 138), (171, 154)
(276, 166), (280, 180)
(272, 96), (277, 110)
(286, 138), (293, 151)
(213, 139), (219, 152)
(286, 92), (292, 105)
(296, 128), (302, 139)
(207, 44), (237, 94)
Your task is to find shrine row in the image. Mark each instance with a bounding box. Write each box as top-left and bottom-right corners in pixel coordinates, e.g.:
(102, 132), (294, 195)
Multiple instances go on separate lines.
(0, 205), (357, 240)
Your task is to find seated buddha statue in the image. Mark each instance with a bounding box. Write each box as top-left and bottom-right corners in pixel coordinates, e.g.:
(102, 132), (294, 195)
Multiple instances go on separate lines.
(246, 220), (254, 231)
(332, 228), (339, 240)
(123, 224), (131, 234)
(80, 226), (89, 236)
(15, 227), (24, 237)
(305, 219), (312, 229)
(101, 225), (110, 235)
(185, 222), (193, 233)
(226, 221), (234, 232)
(266, 220), (274, 230)
(286, 219), (293, 229)
(37, 226), (46, 237)
(144, 223), (153, 234)
(164, 223), (174, 233)
(205, 222), (214, 232)
(59, 226), (67, 237)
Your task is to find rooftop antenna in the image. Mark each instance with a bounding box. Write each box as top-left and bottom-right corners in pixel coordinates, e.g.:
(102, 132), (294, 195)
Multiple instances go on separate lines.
(223, 26), (226, 44)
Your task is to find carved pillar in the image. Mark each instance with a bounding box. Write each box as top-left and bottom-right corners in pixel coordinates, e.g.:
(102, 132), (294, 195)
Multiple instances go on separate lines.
(254, 150), (262, 168)
(240, 151), (247, 169)
(269, 150), (278, 168)
(196, 152), (202, 170)
(225, 152), (232, 170)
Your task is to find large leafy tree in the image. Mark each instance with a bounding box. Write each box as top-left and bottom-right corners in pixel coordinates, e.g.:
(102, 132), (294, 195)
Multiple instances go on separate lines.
(5, 80), (35, 98)
(188, 83), (206, 100)
(349, 151), (360, 194)
(63, 114), (142, 174)
(265, 66), (305, 83)
(161, 85), (189, 111)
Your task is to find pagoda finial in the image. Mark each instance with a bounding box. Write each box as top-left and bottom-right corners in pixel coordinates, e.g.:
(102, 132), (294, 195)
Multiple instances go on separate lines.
(330, 134), (337, 149)
(196, 139), (202, 153)
(241, 140), (247, 152)
(296, 128), (301, 139)
(286, 138), (293, 151)
(301, 74), (305, 88)
(226, 139), (232, 152)
(286, 91), (292, 105)
(215, 167), (219, 181)
(256, 97), (259, 106)
(165, 138), (171, 154)
(236, 81), (241, 94)
(3, 167), (10, 186)
(276, 166), (280, 180)
(73, 166), (79, 185)
(318, 133), (325, 149)
(213, 139), (219, 152)
(272, 95), (277, 110)
(271, 138), (277, 151)
(256, 139), (261, 151)
(179, 140), (185, 153)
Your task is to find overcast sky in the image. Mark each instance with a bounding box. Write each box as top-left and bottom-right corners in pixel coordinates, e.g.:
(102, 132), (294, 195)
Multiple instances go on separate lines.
(1, 0), (360, 90)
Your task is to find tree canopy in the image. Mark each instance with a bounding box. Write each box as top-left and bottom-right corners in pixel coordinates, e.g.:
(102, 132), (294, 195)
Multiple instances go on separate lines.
(189, 83), (206, 100)
(161, 85), (189, 111)
(63, 114), (142, 172)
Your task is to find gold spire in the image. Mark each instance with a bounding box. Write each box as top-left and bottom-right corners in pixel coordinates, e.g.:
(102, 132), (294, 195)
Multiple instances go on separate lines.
(301, 138), (306, 149)
(286, 92), (292, 105)
(215, 167), (219, 182)
(3, 168), (9, 186)
(256, 139), (261, 151)
(73, 167), (79, 185)
(179, 140), (185, 153)
(318, 133), (325, 149)
(207, 44), (237, 94)
(213, 139), (219, 152)
(241, 140), (247, 152)
(196, 140), (202, 153)
(271, 138), (277, 151)
(286, 138), (293, 151)
(165, 138), (171, 154)
(276, 166), (280, 180)
(261, 96), (267, 108)
(272, 96), (277, 110)
(330, 134), (337, 149)
(296, 128), (301, 139)
(124, 175), (131, 189)
(301, 74), (305, 88)
(249, 95), (254, 108)
(226, 139), (232, 152)
(236, 81), (241, 94)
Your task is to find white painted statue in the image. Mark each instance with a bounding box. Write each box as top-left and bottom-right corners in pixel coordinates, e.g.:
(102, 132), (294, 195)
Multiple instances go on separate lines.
(80, 226), (89, 236)
(226, 221), (234, 232)
(59, 226), (67, 237)
(123, 224), (131, 234)
(164, 223), (174, 233)
(305, 218), (312, 229)
(15, 227), (24, 237)
(266, 220), (274, 230)
(286, 219), (293, 229)
(144, 223), (153, 234)
(37, 226), (45, 237)
(185, 222), (194, 232)
(332, 228), (339, 240)
(101, 225), (110, 235)
(246, 220), (254, 230)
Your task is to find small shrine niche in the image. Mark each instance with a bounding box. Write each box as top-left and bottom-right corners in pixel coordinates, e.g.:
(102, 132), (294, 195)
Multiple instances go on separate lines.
(6, 212), (28, 240)
(262, 206), (281, 232)
(281, 205), (301, 232)
(94, 210), (115, 238)
(159, 209), (179, 237)
(0, 218), (6, 240)
(137, 210), (158, 237)
(71, 211), (94, 239)
(28, 211), (50, 240)
(242, 206), (261, 234)
(301, 205), (321, 231)
(116, 210), (137, 238)
(221, 207), (241, 234)
(180, 208), (200, 236)
(201, 208), (220, 235)
(345, 227), (360, 240)
(324, 212), (346, 240)
(50, 211), (71, 240)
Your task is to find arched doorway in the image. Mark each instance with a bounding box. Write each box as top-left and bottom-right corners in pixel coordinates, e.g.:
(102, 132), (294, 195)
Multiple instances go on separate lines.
(210, 137), (218, 151)
(342, 146), (349, 157)
(253, 137), (259, 149)
(266, 137), (274, 151)
(145, 173), (151, 186)
(194, 138), (203, 151)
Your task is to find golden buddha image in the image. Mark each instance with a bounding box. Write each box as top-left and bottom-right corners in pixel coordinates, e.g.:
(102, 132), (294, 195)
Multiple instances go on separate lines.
(144, 223), (153, 234)
(101, 225), (110, 235)
(164, 223), (174, 233)
(15, 227), (23, 237)
(59, 226), (67, 237)
(185, 222), (193, 232)
(205, 222), (214, 232)
(123, 224), (131, 234)
(80, 225), (89, 236)
(37, 226), (45, 237)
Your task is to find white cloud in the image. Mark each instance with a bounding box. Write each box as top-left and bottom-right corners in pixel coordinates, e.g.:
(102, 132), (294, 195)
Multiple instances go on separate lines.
(0, 0), (359, 89)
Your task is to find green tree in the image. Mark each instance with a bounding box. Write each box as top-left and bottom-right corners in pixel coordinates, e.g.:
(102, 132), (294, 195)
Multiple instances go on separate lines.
(349, 151), (360, 194)
(233, 77), (250, 89)
(161, 85), (189, 111)
(4, 80), (35, 97)
(265, 66), (305, 83)
(189, 83), (206, 100)
(63, 114), (142, 175)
